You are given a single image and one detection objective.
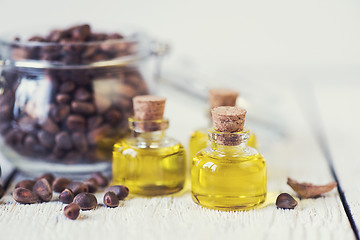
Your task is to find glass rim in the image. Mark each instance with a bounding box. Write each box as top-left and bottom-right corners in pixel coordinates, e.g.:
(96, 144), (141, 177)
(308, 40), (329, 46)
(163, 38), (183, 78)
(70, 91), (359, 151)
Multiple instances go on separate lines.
(208, 128), (250, 146)
(128, 117), (169, 132)
(208, 128), (250, 135)
(0, 34), (139, 48)
(0, 29), (169, 69)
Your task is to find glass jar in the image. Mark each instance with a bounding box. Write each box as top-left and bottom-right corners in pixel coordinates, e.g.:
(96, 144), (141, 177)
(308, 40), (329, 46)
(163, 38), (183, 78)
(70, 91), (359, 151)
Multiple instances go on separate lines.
(0, 31), (167, 176)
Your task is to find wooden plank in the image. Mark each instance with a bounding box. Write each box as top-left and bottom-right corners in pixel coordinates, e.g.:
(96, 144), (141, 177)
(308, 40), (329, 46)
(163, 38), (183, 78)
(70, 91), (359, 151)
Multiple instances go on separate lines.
(313, 80), (360, 237)
(0, 84), (353, 240)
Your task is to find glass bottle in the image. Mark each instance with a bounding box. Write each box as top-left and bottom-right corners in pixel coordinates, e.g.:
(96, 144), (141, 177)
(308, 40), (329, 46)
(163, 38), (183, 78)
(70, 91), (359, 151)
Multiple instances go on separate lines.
(189, 89), (258, 161)
(191, 106), (266, 210)
(112, 95), (186, 196)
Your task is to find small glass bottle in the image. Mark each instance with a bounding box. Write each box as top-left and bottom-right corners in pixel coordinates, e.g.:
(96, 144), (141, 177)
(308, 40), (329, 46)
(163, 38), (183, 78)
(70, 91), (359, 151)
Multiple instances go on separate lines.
(112, 95), (186, 196)
(189, 89), (258, 161)
(191, 106), (266, 210)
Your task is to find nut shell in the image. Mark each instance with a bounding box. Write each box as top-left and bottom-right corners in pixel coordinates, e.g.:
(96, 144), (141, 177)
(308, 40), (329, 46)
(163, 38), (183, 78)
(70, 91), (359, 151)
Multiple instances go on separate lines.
(52, 178), (72, 193)
(276, 193), (297, 209)
(13, 188), (38, 204)
(64, 203), (80, 220)
(105, 185), (129, 200)
(33, 178), (52, 202)
(103, 191), (119, 208)
(73, 192), (97, 210)
(59, 189), (74, 204)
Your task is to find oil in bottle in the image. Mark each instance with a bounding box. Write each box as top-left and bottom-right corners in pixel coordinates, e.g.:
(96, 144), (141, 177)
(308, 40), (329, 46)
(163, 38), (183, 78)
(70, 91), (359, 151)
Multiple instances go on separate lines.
(113, 95), (186, 196)
(191, 106), (267, 210)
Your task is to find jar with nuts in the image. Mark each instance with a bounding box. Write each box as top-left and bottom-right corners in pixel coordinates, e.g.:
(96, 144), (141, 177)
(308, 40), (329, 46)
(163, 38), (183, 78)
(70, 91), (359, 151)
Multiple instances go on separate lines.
(0, 24), (168, 175)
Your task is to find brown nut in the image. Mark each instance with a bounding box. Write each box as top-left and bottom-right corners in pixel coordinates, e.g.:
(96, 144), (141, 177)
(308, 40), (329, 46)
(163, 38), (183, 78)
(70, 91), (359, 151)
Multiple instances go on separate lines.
(59, 189), (74, 204)
(13, 188), (38, 204)
(15, 180), (35, 190)
(83, 178), (98, 193)
(50, 105), (70, 122)
(36, 173), (55, 185)
(55, 132), (73, 150)
(52, 178), (72, 193)
(105, 185), (129, 200)
(66, 115), (86, 132)
(37, 131), (55, 149)
(276, 193), (297, 209)
(73, 192), (97, 210)
(33, 178), (53, 202)
(71, 101), (95, 115)
(91, 172), (108, 188)
(103, 191), (119, 208)
(71, 132), (88, 153)
(56, 94), (71, 104)
(42, 118), (60, 134)
(66, 182), (88, 196)
(64, 203), (80, 220)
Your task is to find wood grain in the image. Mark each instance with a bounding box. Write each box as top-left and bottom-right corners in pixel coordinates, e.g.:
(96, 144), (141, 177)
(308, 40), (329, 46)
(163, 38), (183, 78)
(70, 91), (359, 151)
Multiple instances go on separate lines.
(0, 85), (354, 240)
(314, 80), (360, 237)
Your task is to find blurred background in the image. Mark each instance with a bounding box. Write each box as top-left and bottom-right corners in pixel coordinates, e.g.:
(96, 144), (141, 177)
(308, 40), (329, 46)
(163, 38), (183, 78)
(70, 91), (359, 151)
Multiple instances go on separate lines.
(1, 0), (360, 84)
(0, 0), (359, 176)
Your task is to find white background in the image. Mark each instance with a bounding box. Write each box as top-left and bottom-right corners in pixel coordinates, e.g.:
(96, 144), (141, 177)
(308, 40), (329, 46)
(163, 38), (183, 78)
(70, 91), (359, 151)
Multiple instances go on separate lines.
(1, 0), (360, 86)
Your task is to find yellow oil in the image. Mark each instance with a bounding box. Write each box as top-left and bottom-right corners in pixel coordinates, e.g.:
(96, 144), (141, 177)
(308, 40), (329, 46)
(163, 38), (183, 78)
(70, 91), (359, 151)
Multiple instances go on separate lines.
(189, 129), (258, 161)
(113, 139), (186, 196)
(191, 146), (266, 210)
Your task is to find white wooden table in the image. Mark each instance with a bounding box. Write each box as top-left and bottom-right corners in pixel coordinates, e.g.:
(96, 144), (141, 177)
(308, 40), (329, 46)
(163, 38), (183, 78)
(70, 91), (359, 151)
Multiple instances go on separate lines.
(0, 80), (358, 240)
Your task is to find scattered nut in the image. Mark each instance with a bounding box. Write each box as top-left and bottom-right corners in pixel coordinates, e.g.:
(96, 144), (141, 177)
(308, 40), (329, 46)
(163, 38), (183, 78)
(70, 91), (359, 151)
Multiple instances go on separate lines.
(287, 177), (337, 198)
(59, 189), (75, 204)
(105, 185), (129, 200)
(91, 172), (108, 188)
(15, 180), (35, 190)
(73, 192), (97, 210)
(83, 178), (98, 193)
(64, 203), (80, 220)
(33, 178), (52, 202)
(103, 191), (119, 208)
(66, 182), (88, 196)
(36, 173), (55, 185)
(13, 188), (38, 204)
(52, 178), (72, 193)
(276, 193), (297, 209)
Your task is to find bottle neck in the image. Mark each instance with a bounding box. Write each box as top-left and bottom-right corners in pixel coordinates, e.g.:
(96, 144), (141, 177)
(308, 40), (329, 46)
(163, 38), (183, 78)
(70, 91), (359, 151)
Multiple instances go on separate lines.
(208, 128), (250, 153)
(129, 117), (169, 142)
(206, 109), (212, 127)
(133, 130), (166, 141)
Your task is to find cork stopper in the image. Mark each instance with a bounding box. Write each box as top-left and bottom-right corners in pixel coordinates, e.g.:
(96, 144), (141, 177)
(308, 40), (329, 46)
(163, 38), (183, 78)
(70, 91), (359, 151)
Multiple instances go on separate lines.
(133, 95), (166, 120)
(209, 89), (239, 109)
(212, 106), (247, 132)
